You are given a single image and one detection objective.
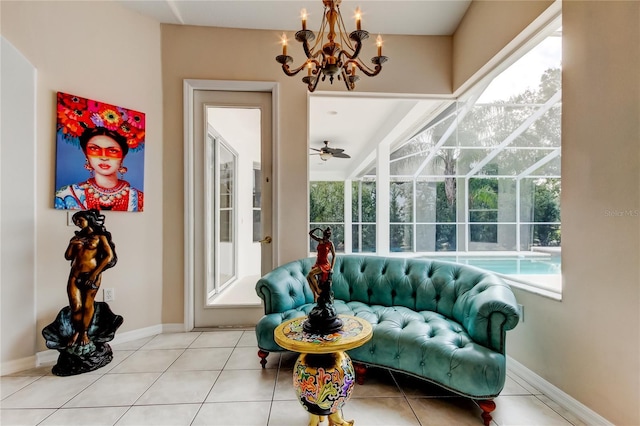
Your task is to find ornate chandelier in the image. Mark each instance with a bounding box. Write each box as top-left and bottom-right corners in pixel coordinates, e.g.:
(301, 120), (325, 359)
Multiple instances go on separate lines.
(276, 0), (388, 92)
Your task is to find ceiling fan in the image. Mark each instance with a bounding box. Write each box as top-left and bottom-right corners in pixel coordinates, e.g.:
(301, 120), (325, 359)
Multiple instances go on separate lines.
(310, 140), (351, 161)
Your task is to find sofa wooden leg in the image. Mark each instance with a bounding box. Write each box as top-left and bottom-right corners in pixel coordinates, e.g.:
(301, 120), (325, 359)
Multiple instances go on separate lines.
(258, 349), (269, 368)
(353, 362), (367, 385)
(476, 399), (496, 426)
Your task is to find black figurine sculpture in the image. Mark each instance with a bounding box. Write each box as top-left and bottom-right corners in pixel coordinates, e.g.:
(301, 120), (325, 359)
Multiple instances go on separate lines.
(303, 227), (343, 334)
(42, 209), (123, 376)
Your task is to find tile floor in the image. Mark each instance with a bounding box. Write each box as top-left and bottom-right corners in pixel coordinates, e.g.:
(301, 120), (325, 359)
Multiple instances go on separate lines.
(1, 330), (584, 426)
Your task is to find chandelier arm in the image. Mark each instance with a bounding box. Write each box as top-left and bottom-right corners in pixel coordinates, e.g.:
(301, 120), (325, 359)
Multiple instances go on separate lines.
(301, 38), (313, 59)
(280, 62), (311, 77)
(351, 60), (384, 77)
(307, 72), (322, 92)
(338, 38), (362, 62)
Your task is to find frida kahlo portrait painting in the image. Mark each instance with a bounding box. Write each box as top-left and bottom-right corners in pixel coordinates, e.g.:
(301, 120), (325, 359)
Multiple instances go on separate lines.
(54, 92), (145, 212)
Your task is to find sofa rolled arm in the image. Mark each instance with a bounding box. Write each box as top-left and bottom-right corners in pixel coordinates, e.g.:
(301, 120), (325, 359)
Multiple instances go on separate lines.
(456, 280), (520, 353)
(255, 259), (314, 314)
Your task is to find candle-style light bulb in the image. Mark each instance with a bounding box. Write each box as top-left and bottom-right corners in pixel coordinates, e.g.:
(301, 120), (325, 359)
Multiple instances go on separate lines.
(355, 8), (362, 31)
(376, 35), (383, 57)
(281, 33), (288, 56)
(301, 9), (307, 30)
(351, 63), (357, 76)
(307, 61), (313, 76)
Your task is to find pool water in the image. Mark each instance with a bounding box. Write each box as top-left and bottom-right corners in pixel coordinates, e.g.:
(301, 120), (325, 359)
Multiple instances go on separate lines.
(428, 256), (561, 275)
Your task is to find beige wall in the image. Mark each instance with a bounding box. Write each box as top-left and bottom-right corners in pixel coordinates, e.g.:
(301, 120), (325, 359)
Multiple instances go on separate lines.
(159, 25), (452, 323)
(0, 1), (164, 352)
(506, 2), (640, 424)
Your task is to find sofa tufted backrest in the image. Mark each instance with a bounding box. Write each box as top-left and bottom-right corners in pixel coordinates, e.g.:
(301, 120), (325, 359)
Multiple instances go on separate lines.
(330, 255), (497, 318)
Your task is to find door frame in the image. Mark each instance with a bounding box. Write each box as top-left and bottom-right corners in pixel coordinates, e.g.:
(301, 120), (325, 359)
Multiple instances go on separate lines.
(183, 79), (279, 331)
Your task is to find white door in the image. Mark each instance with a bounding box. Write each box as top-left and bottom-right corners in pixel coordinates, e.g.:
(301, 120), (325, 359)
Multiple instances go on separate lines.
(187, 85), (274, 328)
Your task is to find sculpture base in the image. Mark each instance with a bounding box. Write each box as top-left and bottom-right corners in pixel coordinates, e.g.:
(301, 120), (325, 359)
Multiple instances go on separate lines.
(305, 272), (343, 334)
(303, 315), (343, 334)
(42, 302), (123, 376)
(52, 343), (114, 376)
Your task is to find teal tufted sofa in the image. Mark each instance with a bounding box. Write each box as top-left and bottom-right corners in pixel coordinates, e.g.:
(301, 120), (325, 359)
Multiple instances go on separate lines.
(255, 255), (520, 425)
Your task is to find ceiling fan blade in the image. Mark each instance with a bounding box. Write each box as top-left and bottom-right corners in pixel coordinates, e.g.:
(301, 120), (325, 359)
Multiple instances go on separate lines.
(326, 147), (345, 154)
(332, 152), (351, 159)
(310, 147), (322, 152)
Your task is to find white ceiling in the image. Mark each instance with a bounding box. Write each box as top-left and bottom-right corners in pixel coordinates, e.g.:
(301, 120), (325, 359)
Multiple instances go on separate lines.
(117, 0), (471, 179)
(117, 1), (471, 36)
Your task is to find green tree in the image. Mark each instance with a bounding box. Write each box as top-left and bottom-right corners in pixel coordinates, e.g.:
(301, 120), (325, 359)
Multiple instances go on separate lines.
(389, 182), (406, 251)
(435, 182), (456, 250)
(309, 181), (344, 222)
(533, 178), (561, 245)
(352, 181), (376, 252)
(309, 181), (345, 251)
(468, 176), (498, 243)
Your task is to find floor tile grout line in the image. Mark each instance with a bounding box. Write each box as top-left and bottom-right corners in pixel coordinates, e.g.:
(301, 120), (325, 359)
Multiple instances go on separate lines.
(34, 403), (57, 426)
(125, 347), (187, 410)
(110, 331), (249, 420)
(0, 374), (48, 401)
(51, 371), (104, 410)
(388, 370), (424, 426)
(27, 369), (105, 425)
(266, 355), (285, 426)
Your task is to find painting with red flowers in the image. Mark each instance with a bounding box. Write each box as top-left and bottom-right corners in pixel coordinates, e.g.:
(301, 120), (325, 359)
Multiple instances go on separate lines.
(54, 92), (145, 212)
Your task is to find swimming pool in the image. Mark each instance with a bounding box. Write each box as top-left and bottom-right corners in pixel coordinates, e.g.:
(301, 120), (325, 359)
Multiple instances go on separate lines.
(424, 255), (561, 275)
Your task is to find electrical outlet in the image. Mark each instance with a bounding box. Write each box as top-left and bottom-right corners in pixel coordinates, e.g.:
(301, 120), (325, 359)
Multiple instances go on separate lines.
(104, 288), (115, 302)
(518, 304), (525, 323)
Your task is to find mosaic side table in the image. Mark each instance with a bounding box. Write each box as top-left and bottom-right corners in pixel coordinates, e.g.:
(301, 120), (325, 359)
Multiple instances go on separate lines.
(274, 315), (372, 426)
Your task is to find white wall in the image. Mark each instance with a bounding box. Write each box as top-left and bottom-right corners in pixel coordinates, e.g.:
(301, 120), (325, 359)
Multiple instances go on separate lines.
(0, 0), (164, 355)
(0, 37), (37, 369)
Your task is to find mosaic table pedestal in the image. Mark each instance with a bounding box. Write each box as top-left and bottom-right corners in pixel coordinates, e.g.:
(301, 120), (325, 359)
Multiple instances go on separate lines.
(274, 315), (372, 426)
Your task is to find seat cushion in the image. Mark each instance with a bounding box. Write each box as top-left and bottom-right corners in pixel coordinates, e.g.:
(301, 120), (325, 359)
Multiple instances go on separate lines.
(255, 300), (506, 398)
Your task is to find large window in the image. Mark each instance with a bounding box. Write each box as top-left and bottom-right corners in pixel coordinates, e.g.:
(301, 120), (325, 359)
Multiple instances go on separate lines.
(309, 24), (561, 290)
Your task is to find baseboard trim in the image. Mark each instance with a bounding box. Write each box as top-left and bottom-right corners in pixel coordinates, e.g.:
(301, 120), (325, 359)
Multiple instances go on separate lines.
(507, 356), (613, 426)
(1, 323), (188, 374)
(0, 355), (38, 376)
(162, 323), (188, 333)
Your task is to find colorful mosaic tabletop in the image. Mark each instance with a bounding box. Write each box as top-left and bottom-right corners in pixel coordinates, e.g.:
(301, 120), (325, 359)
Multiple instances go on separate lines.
(274, 315), (372, 354)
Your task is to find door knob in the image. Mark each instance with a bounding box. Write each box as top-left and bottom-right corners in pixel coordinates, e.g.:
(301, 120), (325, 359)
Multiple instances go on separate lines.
(259, 236), (272, 244)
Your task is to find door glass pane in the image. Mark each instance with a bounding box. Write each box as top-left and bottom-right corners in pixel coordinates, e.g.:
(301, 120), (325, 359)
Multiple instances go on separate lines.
(253, 166), (261, 242)
(206, 105), (263, 309)
(218, 142), (236, 289)
(205, 135), (215, 297)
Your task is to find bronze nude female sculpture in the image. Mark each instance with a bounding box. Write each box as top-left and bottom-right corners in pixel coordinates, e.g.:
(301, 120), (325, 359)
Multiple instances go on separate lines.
(42, 209), (123, 376)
